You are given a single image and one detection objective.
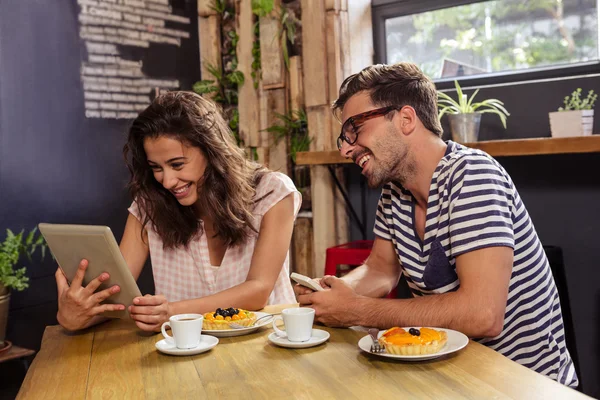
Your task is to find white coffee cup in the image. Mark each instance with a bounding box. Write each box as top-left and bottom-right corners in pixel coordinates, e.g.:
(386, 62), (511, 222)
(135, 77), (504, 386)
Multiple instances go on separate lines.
(272, 307), (315, 342)
(161, 314), (204, 349)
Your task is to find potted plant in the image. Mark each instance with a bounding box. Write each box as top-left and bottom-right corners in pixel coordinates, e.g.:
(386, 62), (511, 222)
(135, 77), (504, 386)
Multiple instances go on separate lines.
(438, 80), (510, 143)
(549, 88), (597, 138)
(0, 228), (46, 348)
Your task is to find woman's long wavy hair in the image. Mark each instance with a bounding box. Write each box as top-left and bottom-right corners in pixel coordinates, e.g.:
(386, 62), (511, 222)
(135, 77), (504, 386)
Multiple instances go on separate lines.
(123, 91), (270, 249)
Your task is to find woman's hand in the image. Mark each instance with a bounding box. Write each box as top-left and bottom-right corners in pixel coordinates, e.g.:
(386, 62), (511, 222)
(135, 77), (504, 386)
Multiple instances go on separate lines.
(55, 259), (124, 331)
(129, 294), (172, 332)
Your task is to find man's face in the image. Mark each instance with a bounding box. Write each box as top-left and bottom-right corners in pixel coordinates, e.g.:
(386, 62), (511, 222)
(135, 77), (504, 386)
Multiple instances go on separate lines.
(338, 92), (414, 188)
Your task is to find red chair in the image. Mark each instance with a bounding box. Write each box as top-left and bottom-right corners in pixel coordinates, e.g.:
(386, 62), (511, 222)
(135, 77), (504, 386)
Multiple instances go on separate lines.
(325, 240), (397, 298)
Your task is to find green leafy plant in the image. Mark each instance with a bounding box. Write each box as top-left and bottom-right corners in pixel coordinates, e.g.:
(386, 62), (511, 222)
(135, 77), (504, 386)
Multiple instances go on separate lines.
(193, 62), (244, 106)
(264, 110), (311, 163)
(558, 88), (597, 111)
(194, 0), (245, 148)
(193, 61), (244, 147)
(0, 228), (46, 292)
(251, 23), (261, 89)
(250, 0), (272, 89)
(279, 7), (298, 69)
(210, 0), (226, 14)
(438, 80), (510, 128)
(251, 0), (273, 16)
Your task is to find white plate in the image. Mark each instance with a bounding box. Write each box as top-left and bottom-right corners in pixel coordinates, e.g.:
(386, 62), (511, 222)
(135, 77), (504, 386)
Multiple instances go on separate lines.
(202, 312), (274, 337)
(156, 334), (219, 356)
(358, 327), (469, 361)
(268, 329), (330, 349)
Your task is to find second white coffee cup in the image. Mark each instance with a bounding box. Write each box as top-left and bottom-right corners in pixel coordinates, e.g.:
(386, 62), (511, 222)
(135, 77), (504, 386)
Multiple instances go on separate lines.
(272, 307), (315, 342)
(161, 313), (204, 349)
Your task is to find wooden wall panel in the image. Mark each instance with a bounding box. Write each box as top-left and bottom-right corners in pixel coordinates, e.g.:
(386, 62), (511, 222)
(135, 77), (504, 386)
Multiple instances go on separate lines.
(197, 0), (216, 17)
(326, 10), (350, 139)
(326, 11), (343, 105)
(259, 1), (285, 88)
(334, 166), (349, 247)
(307, 105), (333, 151)
(198, 15), (221, 87)
(325, 10), (351, 247)
(292, 216), (314, 277)
(289, 56), (304, 111)
(300, 0), (329, 107)
(264, 88), (289, 174)
(255, 147), (269, 166)
(347, 0), (374, 74)
(237, 0), (260, 146)
(302, 0), (339, 275)
(325, 0), (348, 11)
(310, 167), (336, 277)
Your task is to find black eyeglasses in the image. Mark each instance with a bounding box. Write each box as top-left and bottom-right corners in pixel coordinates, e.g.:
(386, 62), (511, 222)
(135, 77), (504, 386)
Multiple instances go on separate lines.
(336, 106), (399, 150)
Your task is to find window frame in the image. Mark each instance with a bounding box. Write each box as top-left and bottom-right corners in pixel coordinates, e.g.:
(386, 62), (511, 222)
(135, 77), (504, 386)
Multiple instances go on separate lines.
(372, 0), (600, 90)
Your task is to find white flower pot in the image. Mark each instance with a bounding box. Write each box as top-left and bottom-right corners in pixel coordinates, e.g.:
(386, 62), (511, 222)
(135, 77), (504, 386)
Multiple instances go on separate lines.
(548, 110), (594, 138)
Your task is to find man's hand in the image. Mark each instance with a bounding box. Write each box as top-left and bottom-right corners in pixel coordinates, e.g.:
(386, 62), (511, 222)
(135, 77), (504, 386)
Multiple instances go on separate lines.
(293, 276), (327, 299)
(297, 276), (364, 327)
(56, 259), (124, 331)
(129, 294), (171, 332)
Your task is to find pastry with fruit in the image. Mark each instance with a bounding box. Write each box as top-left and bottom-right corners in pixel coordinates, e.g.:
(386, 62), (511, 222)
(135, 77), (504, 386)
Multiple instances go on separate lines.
(378, 327), (447, 355)
(202, 307), (257, 330)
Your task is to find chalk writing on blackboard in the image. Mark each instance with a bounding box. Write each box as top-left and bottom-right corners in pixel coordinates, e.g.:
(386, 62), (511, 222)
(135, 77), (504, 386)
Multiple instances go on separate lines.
(78, 0), (192, 119)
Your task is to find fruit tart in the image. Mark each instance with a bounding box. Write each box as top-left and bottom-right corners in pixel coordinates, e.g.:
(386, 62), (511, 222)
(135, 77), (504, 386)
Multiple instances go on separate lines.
(202, 307), (257, 330)
(378, 327), (447, 355)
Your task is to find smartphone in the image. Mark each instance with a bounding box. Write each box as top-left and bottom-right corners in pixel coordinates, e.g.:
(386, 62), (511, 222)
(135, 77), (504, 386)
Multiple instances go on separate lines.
(290, 272), (324, 292)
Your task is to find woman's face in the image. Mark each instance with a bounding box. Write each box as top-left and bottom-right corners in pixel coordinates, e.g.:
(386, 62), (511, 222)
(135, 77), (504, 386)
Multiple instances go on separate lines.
(143, 135), (208, 207)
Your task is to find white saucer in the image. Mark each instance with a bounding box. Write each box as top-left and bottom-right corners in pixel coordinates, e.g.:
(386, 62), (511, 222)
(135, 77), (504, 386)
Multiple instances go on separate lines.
(155, 334), (219, 356)
(357, 327), (469, 361)
(268, 329), (330, 348)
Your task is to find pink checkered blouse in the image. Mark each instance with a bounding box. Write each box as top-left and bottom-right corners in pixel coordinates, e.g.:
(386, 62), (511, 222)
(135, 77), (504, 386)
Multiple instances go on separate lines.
(128, 172), (301, 304)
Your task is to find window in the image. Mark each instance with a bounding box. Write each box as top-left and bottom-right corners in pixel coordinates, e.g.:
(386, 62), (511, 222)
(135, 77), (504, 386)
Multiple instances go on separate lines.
(373, 0), (600, 83)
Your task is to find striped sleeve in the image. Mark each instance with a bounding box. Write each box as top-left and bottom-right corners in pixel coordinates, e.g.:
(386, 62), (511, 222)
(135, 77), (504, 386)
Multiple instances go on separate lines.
(373, 185), (392, 240)
(447, 156), (515, 258)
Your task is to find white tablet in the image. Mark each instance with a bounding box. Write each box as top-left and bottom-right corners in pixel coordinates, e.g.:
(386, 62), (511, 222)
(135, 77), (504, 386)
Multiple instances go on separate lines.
(38, 223), (142, 319)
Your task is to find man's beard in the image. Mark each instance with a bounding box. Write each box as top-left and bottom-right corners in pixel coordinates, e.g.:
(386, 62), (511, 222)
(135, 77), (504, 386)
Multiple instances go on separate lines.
(365, 127), (416, 188)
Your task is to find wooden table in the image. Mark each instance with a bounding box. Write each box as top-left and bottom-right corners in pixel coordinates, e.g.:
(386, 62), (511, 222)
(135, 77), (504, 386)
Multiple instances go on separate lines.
(17, 304), (591, 399)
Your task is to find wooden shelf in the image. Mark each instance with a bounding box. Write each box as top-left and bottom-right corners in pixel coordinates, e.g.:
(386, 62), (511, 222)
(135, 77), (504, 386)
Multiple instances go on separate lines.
(295, 136), (600, 165)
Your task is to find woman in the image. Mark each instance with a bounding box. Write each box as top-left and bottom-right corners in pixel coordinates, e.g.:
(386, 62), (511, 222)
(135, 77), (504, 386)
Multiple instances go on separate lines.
(55, 91), (301, 332)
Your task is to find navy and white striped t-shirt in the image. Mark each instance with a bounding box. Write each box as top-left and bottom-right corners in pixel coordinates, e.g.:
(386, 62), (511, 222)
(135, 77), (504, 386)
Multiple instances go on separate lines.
(374, 141), (578, 387)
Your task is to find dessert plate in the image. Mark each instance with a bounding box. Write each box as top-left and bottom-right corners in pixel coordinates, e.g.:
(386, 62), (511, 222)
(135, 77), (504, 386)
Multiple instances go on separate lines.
(202, 312), (273, 337)
(156, 335), (219, 356)
(358, 327), (469, 361)
(268, 329), (330, 348)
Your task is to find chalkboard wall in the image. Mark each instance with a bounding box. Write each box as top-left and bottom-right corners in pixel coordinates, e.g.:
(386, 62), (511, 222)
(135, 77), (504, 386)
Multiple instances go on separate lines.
(0, 0), (199, 355)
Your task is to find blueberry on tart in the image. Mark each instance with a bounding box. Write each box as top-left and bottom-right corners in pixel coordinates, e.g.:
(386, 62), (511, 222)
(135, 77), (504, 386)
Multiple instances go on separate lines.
(202, 308), (257, 330)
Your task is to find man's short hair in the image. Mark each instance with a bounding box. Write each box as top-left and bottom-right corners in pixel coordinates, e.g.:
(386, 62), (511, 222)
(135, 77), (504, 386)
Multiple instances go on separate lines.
(332, 62), (443, 137)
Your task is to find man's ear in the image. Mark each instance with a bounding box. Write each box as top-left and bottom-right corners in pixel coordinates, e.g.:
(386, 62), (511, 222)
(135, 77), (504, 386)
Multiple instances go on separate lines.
(397, 105), (417, 135)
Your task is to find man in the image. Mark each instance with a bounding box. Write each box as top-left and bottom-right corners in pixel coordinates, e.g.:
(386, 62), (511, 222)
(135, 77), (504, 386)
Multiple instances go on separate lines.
(296, 62), (578, 387)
